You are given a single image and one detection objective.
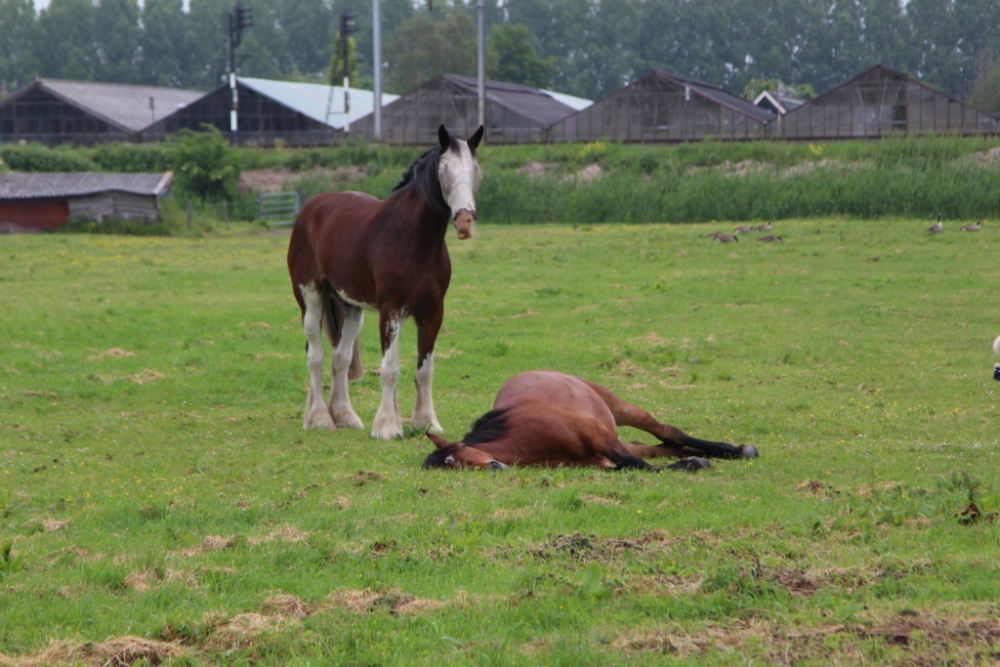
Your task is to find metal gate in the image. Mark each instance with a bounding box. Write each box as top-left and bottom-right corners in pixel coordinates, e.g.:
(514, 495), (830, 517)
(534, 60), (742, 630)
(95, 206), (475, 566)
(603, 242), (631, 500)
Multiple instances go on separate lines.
(258, 191), (300, 228)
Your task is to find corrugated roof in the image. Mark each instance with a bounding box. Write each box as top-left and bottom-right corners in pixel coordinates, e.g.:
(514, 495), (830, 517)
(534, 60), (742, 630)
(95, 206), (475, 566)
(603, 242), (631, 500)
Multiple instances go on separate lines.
(237, 77), (399, 129)
(38, 79), (204, 133)
(655, 71), (775, 123)
(0, 172), (173, 200)
(442, 74), (577, 126)
(753, 90), (805, 115)
(540, 89), (593, 111)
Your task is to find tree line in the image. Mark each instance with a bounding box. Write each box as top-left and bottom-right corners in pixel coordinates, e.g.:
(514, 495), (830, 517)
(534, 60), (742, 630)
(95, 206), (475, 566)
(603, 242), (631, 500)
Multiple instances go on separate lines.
(0, 0), (998, 110)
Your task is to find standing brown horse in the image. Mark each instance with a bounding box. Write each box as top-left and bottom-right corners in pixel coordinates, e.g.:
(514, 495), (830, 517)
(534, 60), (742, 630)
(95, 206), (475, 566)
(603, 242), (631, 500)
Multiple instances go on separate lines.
(423, 371), (759, 471)
(288, 124), (484, 439)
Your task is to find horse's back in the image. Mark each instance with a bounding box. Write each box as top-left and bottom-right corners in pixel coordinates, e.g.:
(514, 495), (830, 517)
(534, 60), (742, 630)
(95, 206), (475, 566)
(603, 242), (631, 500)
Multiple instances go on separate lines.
(494, 371), (615, 427)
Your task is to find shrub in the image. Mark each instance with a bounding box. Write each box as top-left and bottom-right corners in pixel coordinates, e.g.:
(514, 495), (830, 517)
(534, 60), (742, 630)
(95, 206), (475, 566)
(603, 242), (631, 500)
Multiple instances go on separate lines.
(166, 125), (240, 201)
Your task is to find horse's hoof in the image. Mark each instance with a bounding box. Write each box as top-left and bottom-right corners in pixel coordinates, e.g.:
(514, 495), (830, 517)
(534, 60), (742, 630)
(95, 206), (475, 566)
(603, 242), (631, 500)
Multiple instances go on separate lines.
(488, 460), (508, 470)
(332, 409), (364, 429)
(740, 445), (760, 459)
(303, 409), (336, 431)
(666, 457), (711, 473)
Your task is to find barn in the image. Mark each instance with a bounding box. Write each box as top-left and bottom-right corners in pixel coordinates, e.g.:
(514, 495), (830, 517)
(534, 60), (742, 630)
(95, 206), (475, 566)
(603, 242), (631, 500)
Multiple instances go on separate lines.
(0, 79), (203, 145)
(350, 74), (588, 145)
(552, 70), (775, 143)
(779, 65), (997, 139)
(147, 77), (397, 146)
(0, 172), (173, 233)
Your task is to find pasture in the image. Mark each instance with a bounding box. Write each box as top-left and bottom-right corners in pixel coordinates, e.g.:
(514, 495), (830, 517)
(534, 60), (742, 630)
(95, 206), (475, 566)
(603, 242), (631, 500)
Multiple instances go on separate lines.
(1, 218), (999, 666)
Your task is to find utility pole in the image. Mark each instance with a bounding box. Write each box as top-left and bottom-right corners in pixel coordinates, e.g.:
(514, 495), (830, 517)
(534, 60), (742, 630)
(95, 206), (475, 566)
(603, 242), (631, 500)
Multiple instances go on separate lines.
(340, 8), (358, 134)
(477, 0), (484, 130)
(228, 1), (253, 144)
(373, 0), (382, 141)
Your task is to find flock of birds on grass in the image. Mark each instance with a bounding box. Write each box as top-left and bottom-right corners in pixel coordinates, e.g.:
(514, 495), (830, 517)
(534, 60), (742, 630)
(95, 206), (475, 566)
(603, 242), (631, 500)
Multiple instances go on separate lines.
(708, 222), (781, 244)
(926, 213), (985, 234)
(707, 214), (986, 244)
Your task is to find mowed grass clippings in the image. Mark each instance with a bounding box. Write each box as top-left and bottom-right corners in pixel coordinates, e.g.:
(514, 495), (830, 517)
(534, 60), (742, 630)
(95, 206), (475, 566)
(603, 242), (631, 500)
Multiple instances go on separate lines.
(1, 220), (999, 666)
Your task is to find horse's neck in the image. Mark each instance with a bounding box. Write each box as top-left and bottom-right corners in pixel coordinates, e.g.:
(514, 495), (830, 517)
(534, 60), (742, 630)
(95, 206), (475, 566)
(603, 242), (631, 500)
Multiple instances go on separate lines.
(387, 188), (449, 248)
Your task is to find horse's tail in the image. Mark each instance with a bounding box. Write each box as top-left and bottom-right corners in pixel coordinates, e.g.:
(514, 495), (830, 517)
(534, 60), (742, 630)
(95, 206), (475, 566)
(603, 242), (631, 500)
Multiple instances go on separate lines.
(321, 293), (365, 382)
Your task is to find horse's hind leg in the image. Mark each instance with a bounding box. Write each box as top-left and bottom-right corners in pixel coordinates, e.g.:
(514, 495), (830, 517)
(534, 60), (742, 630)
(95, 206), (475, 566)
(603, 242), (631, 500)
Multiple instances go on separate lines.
(299, 283), (335, 430)
(582, 379), (755, 459)
(327, 300), (364, 429)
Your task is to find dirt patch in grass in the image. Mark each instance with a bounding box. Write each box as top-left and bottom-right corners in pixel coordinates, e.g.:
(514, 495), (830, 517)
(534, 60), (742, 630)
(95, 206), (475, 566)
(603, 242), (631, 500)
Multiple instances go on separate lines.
(532, 532), (648, 561)
(42, 519), (68, 532)
(248, 523), (309, 545)
(203, 612), (295, 653)
(87, 348), (135, 361)
(263, 593), (315, 618)
(124, 568), (197, 592)
(0, 636), (185, 667)
(327, 588), (446, 616)
(126, 369), (164, 384)
(182, 535), (237, 556)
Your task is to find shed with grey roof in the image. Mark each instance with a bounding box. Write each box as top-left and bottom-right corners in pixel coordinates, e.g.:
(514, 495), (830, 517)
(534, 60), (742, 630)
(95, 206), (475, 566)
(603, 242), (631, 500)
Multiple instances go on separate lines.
(351, 74), (584, 145)
(0, 79), (203, 145)
(147, 77), (399, 147)
(0, 171), (172, 232)
(552, 70), (775, 142)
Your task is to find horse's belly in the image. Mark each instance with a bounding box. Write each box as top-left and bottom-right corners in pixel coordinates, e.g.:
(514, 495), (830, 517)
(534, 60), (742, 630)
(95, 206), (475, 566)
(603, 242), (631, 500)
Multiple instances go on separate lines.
(335, 288), (378, 312)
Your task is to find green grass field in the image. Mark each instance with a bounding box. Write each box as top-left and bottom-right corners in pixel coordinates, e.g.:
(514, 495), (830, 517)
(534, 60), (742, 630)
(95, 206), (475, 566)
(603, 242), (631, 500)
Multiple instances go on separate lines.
(2, 219), (1000, 666)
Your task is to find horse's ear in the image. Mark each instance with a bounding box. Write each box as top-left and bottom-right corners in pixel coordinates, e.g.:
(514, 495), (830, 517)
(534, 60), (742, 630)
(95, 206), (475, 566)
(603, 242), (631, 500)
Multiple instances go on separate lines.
(467, 125), (484, 151)
(427, 433), (450, 449)
(438, 124), (451, 151)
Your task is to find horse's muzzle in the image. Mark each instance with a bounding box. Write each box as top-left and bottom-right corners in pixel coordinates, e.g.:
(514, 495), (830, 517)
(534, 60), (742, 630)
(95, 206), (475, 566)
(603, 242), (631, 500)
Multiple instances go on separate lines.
(454, 209), (476, 240)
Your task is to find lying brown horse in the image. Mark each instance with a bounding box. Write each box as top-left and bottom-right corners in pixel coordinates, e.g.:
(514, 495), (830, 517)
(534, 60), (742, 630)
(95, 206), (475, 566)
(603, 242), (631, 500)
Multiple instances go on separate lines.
(423, 371), (758, 471)
(288, 124), (483, 439)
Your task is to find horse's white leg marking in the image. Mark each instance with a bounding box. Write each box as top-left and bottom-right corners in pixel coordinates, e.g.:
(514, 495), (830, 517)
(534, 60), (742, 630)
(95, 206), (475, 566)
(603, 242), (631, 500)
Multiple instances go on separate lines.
(329, 307), (364, 429)
(411, 352), (442, 434)
(371, 315), (403, 440)
(300, 283), (335, 430)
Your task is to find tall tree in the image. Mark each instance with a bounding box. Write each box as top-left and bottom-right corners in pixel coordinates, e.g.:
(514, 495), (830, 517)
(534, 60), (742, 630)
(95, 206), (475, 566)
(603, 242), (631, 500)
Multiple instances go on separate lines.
(0, 0), (38, 89)
(140, 0), (186, 87)
(95, 0), (141, 84)
(487, 24), (553, 88)
(36, 0), (97, 80)
(384, 11), (477, 94)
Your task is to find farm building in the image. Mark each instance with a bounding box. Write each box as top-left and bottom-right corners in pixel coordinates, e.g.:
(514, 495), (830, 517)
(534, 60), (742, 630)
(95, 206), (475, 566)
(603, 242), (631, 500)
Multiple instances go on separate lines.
(552, 70), (775, 143)
(0, 172), (172, 233)
(0, 79), (203, 145)
(351, 74), (589, 145)
(779, 65), (997, 139)
(754, 90), (805, 117)
(148, 77), (398, 146)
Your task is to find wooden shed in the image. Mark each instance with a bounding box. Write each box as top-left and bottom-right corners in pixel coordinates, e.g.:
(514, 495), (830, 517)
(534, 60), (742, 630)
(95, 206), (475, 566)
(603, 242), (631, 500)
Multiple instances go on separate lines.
(0, 172), (172, 233)
(551, 70), (775, 143)
(351, 74), (583, 145)
(779, 65), (997, 139)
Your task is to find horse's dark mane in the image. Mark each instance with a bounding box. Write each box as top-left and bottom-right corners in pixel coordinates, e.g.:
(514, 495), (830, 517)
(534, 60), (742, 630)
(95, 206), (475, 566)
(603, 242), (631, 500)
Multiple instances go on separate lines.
(462, 408), (510, 446)
(392, 145), (451, 218)
(422, 442), (464, 469)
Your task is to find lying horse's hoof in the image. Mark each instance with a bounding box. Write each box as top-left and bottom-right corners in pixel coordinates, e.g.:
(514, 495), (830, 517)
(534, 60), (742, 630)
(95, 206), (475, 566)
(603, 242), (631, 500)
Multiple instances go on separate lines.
(740, 445), (759, 459)
(488, 460), (508, 470)
(664, 457), (711, 473)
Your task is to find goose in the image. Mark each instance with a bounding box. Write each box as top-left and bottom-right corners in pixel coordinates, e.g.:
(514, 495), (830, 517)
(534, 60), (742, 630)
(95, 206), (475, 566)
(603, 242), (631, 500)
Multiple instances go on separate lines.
(734, 225), (753, 234)
(756, 222), (772, 232)
(714, 234), (739, 243)
(962, 221), (983, 232)
(927, 213), (942, 234)
(759, 234), (782, 242)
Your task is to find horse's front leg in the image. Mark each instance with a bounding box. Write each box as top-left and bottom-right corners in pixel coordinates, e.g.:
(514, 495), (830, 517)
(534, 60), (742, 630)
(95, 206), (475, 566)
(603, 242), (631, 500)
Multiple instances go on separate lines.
(411, 306), (443, 434)
(371, 307), (404, 440)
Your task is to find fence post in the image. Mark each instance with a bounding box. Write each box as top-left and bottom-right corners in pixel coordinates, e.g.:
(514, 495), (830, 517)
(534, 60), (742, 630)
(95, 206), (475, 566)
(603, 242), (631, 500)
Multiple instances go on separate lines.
(223, 200), (230, 229)
(186, 199), (192, 230)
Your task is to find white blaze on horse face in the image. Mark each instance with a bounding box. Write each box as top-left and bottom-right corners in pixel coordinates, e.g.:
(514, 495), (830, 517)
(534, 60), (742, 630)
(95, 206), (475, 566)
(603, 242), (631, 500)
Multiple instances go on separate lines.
(299, 283), (335, 430)
(438, 139), (482, 240)
(371, 314), (404, 440)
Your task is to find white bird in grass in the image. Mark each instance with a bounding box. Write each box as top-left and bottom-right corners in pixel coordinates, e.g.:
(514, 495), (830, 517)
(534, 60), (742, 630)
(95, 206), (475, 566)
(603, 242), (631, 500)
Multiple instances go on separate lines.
(927, 213), (943, 234)
(714, 234), (739, 243)
(962, 221), (983, 232)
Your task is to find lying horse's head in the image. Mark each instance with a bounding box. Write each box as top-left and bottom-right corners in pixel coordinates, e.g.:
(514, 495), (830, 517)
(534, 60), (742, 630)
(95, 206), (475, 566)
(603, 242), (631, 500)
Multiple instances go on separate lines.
(437, 124), (484, 241)
(422, 434), (507, 470)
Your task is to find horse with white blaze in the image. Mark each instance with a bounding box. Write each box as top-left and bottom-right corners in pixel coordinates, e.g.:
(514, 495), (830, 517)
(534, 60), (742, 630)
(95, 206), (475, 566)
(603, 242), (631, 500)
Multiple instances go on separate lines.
(287, 124), (484, 439)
